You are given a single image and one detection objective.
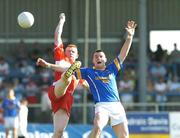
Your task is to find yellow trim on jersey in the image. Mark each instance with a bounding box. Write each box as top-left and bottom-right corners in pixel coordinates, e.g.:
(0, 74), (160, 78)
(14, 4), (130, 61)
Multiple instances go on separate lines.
(76, 69), (82, 79)
(114, 58), (121, 70)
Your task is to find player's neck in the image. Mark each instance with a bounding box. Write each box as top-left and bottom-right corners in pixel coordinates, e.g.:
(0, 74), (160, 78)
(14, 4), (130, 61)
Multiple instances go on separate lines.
(93, 65), (106, 70)
(8, 96), (15, 100)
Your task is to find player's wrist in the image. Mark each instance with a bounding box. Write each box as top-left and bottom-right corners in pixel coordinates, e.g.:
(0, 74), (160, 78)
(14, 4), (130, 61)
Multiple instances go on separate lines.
(46, 63), (51, 68)
(59, 19), (65, 23)
(127, 35), (133, 40)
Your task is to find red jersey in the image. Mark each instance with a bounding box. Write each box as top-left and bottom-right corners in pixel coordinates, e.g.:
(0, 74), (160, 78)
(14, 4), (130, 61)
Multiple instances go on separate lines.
(53, 44), (77, 94)
(48, 43), (78, 116)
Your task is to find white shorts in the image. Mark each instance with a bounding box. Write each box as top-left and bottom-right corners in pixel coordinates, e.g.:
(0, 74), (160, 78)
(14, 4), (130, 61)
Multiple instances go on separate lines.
(4, 116), (19, 129)
(95, 102), (128, 127)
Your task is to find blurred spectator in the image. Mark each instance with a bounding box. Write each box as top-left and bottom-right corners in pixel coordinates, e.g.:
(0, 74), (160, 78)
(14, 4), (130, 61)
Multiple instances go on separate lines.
(40, 85), (51, 123)
(25, 78), (38, 92)
(38, 69), (52, 86)
(25, 78), (39, 104)
(169, 43), (180, 63)
(74, 84), (84, 103)
(12, 78), (25, 100)
(0, 80), (7, 102)
(154, 77), (168, 103)
(146, 78), (155, 102)
(0, 56), (9, 81)
(71, 84), (84, 123)
(149, 62), (167, 81)
(169, 43), (180, 75)
(147, 78), (154, 92)
(167, 75), (180, 92)
(19, 60), (35, 77)
(24, 78), (38, 123)
(118, 71), (135, 103)
(18, 98), (28, 138)
(153, 44), (166, 62)
(1, 88), (20, 138)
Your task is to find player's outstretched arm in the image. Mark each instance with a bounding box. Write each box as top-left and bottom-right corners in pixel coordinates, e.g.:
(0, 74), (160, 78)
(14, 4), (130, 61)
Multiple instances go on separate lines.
(54, 13), (66, 46)
(36, 58), (70, 72)
(119, 20), (137, 62)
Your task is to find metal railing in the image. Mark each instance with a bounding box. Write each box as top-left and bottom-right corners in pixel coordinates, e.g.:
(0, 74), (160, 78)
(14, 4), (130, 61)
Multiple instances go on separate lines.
(28, 102), (180, 124)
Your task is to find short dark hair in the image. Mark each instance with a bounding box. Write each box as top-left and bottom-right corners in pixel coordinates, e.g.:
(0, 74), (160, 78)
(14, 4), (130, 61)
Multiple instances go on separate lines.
(92, 49), (105, 58)
(95, 49), (103, 53)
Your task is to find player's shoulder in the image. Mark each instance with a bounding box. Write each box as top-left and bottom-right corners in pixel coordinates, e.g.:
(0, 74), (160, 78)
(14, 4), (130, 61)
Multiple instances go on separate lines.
(56, 59), (71, 65)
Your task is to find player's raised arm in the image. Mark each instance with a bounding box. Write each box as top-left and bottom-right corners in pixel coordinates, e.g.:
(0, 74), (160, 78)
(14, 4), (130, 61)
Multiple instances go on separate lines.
(54, 13), (66, 46)
(119, 20), (137, 63)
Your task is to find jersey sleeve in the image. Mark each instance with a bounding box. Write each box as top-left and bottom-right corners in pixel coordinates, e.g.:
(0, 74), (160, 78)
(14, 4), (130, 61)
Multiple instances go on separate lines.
(110, 56), (123, 75)
(75, 68), (88, 80)
(53, 43), (65, 61)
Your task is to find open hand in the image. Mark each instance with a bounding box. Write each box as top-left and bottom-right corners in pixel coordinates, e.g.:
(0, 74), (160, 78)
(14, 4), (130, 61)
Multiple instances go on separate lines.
(59, 13), (65, 22)
(125, 20), (137, 36)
